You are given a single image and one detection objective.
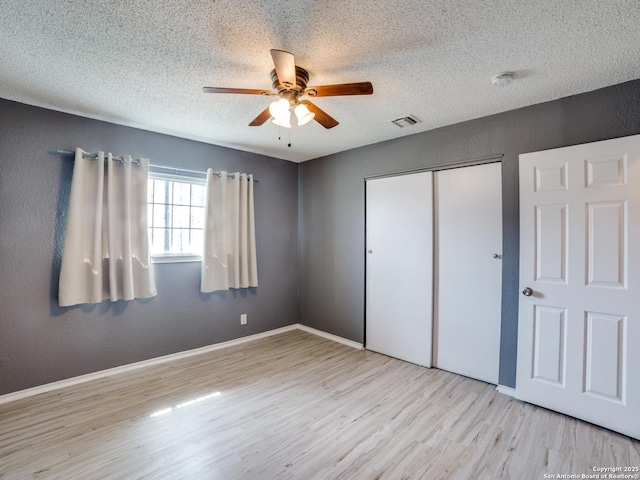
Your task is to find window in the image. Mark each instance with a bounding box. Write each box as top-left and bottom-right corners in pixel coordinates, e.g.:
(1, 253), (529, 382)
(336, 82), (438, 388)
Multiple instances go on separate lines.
(147, 171), (206, 262)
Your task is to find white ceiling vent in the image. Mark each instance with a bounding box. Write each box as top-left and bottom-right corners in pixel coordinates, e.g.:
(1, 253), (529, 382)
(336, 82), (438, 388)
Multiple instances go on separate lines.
(392, 115), (422, 128)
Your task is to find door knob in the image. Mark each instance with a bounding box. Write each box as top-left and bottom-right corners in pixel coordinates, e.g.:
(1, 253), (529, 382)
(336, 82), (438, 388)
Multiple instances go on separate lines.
(493, 253), (501, 259)
(522, 287), (533, 296)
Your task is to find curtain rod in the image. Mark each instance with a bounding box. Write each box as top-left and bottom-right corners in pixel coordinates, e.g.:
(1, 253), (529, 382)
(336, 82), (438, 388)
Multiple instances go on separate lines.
(48, 150), (259, 182)
(50, 149), (141, 166)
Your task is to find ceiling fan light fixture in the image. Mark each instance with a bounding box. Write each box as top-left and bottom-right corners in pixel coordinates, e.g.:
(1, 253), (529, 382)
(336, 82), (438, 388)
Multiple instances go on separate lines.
(272, 110), (292, 128)
(294, 104), (315, 126)
(269, 98), (290, 119)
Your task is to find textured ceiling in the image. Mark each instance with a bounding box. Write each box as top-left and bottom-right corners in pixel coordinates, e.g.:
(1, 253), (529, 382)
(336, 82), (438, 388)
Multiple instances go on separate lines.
(1, 0), (640, 162)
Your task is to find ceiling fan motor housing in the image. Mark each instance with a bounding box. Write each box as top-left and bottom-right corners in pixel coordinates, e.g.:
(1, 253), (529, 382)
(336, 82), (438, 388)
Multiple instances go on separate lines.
(271, 66), (310, 98)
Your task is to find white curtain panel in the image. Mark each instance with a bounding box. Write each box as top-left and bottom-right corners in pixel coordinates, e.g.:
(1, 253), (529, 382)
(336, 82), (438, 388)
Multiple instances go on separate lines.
(201, 170), (258, 292)
(58, 148), (157, 306)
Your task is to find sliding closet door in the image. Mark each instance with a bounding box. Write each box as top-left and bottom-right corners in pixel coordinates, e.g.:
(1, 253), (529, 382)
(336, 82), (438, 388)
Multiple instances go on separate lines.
(365, 172), (433, 366)
(433, 163), (503, 384)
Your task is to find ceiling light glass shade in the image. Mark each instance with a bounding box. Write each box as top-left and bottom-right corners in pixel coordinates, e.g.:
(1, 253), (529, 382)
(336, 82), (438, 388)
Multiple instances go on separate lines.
(294, 104), (315, 126)
(272, 110), (291, 128)
(269, 98), (290, 119)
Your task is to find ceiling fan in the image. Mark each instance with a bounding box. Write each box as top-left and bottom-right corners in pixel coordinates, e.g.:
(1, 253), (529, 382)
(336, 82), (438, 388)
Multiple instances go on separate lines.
(203, 49), (373, 129)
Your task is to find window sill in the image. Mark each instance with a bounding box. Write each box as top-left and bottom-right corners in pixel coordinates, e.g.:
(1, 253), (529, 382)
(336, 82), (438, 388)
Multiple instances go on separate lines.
(152, 254), (202, 264)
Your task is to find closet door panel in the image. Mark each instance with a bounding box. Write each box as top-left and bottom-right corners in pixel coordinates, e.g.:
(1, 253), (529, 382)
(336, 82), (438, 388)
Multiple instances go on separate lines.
(433, 163), (503, 384)
(365, 172), (433, 366)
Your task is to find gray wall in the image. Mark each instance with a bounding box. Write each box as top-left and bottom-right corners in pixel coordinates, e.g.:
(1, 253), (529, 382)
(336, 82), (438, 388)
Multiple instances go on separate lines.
(298, 79), (640, 388)
(0, 99), (299, 396)
(2, 79), (640, 396)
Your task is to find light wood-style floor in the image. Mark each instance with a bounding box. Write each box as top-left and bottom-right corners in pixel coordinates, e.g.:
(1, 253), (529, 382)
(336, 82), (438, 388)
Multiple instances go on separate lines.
(1, 330), (638, 479)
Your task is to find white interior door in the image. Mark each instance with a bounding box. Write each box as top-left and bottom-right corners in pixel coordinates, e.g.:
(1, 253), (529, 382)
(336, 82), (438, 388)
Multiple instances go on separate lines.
(366, 172), (433, 366)
(517, 134), (640, 440)
(433, 163), (503, 384)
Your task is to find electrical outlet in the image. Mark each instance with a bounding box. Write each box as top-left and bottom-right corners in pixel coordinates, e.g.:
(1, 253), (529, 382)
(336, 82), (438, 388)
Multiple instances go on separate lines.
(240, 314), (247, 325)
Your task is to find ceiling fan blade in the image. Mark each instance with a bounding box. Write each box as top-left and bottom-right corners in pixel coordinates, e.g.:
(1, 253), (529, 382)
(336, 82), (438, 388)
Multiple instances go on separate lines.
(249, 107), (272, 126)
(203, 87), (273, 95)
(270, 49), (296, 88)
(306, 82), (373, 97)
(301, 100), (339, 129)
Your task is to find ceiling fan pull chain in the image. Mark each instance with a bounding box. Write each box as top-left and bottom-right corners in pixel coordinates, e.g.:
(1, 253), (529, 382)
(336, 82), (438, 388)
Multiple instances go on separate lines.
(288, 127), (292, 148)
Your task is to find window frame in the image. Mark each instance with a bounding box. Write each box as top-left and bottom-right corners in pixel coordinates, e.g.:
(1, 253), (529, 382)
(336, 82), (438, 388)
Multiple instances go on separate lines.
(147, 170), (207, 264)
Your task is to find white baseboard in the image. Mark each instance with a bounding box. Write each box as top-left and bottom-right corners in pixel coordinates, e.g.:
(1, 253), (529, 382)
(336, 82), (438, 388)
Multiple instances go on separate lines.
(0, 325), (298, 406)
(297, 324), (364, 350)
(496, 385), (517, 398)
(0, 324), (362, 406)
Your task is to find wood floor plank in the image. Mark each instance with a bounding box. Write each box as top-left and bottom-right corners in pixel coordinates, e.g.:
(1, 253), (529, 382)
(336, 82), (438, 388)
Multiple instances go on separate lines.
(0, 330), (638, 479)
